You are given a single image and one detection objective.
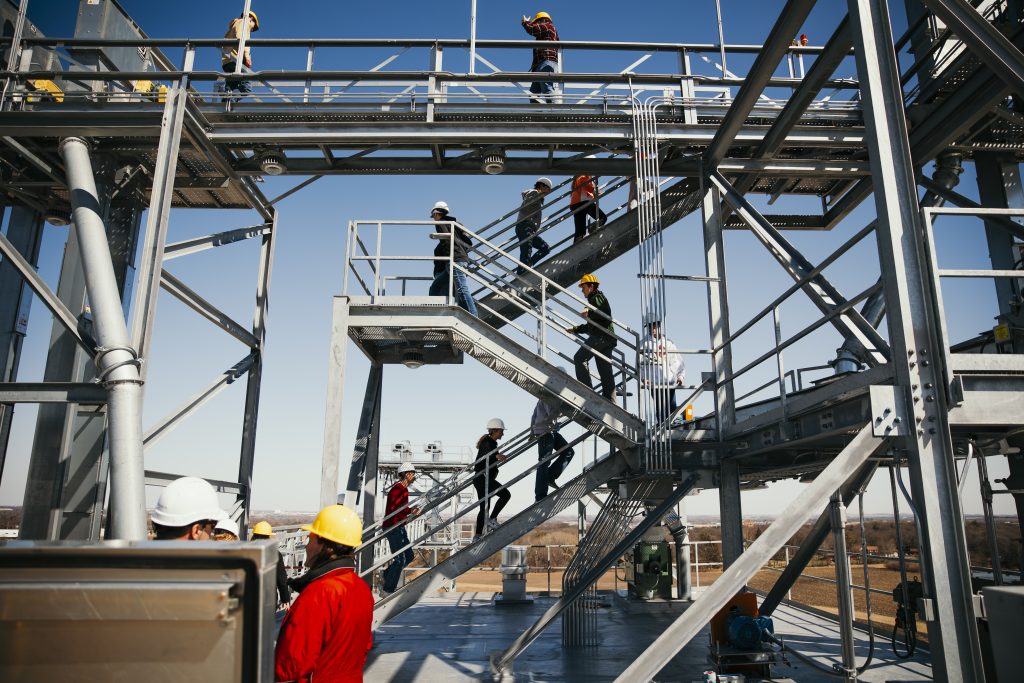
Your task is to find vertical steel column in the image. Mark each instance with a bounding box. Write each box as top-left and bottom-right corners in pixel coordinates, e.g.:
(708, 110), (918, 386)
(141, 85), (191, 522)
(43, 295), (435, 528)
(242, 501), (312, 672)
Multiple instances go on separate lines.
(343, 365), (384, 506)
(829, 491), (858, 682)
(0, 206), (43, 481)
(847, 0), (985, 679)
(974, 152), (1024, 353)
(700, 175), (735, 433)
(58, 137), (146, 540)
(321, 295), (350, 509)
(357, 383), (382, 586)
(236, 209), (277, 532)
(718, 458), (743, 568)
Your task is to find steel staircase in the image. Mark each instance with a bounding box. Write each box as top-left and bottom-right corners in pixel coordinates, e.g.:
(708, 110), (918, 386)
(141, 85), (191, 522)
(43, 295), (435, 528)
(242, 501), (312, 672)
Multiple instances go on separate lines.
(347, 302), (643, 448)
(371, 446), (636, 629)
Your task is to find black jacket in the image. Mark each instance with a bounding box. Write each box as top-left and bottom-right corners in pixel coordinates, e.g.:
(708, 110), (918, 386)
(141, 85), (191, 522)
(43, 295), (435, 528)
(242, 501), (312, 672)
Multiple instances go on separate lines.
(571, 288), (616, 342)
(432, 214), (473, 275)
(474, 435), (501, 480)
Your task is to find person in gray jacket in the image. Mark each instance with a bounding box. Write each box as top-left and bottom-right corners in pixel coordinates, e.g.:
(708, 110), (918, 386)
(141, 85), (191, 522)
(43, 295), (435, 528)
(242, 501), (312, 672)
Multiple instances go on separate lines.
(531, 386), (575, 502)
(514, 177), (553, 274)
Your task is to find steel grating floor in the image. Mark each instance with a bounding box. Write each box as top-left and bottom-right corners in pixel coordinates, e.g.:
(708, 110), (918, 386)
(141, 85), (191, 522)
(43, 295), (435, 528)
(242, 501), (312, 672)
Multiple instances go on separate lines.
(364, 591), (933, 682)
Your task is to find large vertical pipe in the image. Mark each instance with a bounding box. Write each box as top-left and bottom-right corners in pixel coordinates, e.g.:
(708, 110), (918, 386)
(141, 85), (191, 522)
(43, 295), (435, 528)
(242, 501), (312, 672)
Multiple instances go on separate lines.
(829, 491), (858, 681)
(58, 137), (146, 540)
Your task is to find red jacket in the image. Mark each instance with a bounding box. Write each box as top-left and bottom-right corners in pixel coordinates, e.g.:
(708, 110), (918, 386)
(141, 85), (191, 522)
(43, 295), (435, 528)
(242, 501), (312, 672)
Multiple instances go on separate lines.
(275, 562), (374, 683)
(382, 481), (410, 529)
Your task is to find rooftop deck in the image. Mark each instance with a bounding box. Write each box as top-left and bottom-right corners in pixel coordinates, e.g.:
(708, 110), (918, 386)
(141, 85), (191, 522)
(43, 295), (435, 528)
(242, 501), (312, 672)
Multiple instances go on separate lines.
(366, 591), (933, 682)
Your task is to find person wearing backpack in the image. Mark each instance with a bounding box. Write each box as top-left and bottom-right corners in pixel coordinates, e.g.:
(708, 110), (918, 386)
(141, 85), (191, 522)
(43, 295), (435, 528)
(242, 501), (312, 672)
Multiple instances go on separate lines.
(427, 201), (478, 315)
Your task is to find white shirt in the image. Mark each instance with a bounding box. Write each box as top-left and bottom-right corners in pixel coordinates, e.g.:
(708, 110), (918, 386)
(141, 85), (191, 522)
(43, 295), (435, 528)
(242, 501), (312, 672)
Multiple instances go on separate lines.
(640, 334), (685, 387)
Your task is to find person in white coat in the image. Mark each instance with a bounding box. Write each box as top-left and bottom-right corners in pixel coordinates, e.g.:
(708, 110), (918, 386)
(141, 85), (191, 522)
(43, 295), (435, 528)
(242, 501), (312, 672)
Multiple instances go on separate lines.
(640, 314), (685, 425)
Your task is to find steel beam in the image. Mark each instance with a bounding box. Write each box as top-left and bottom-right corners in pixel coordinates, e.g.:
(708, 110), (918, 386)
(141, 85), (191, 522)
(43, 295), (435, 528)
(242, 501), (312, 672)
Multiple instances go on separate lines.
(0, 382), (107, 404)
(163, 224), (274, 260)
(493, 474), (699, 674)
(128, 50), (192, 379)
(236, 210), (277, 533)
(719, 459), (744, 568)
(142, 353), (257, 448)
(704, 0), (818, 166)
(0, 207), (44, 481)
(712, 170), (890, 365)
(759, 461), (877, 615)
(159, 270), (260, 348)
(615, 425), (882, 682)
(321, 296), (351, 509)
(357, 374), (382, 586)
(848, 0), (985, 678)
(919, 0), (1024, 100)
(0, 230), (95, 354)
(701, 177), (736, 433)
(344, 364), (384, 505)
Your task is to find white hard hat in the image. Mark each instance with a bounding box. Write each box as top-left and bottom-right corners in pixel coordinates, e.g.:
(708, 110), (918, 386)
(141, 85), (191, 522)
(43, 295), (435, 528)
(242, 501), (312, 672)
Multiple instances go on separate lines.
(151, 476), (229, 527)
(215, 518), (239, 537)
(432, 201), (449, 214)
(535, 177), (552, 189)
(487, 417), (506, 430)
(398, 462), (416, 474)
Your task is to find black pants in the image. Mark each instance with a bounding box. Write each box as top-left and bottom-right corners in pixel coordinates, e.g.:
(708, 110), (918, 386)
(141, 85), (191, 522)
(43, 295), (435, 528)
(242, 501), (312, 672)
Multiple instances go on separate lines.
(474, 475), (511, 535)
(574, 335), (617, 399)
(570, 201), (608, 242)
(514, 219), (549, 269)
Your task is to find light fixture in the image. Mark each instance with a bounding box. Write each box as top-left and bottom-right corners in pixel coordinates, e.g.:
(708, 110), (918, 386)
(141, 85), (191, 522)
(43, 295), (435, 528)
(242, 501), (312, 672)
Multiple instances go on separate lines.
(482, 152), (506, 175)
(401, 350), (424, 369)
(44, 203), (71, 227)
(259, 151), (287, 176)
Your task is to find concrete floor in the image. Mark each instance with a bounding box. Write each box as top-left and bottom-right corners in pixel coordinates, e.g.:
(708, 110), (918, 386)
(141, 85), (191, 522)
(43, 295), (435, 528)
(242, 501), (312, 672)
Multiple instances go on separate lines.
(365, 591), (933, 682)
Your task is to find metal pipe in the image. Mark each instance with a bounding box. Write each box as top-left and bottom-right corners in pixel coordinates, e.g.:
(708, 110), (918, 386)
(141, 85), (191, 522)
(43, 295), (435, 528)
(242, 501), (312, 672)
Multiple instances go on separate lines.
(58, 137), (146, 540)
(829, 491), (858, 681)
(976, 446), (1004, 585)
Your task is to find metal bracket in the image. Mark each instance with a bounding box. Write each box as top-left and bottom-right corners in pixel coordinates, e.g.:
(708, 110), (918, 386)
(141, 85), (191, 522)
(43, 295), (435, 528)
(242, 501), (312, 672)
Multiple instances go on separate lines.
(950, 374), (965, 407)
(919, 596), (937, 622)
(972, 592), (985, 619)
(869, 385), (908, 437)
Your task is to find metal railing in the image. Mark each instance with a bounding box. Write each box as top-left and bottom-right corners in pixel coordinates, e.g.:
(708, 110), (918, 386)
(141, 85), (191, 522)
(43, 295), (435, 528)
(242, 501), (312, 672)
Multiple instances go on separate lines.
(5, 35), (859, 112)
(342, 219), (643, 401)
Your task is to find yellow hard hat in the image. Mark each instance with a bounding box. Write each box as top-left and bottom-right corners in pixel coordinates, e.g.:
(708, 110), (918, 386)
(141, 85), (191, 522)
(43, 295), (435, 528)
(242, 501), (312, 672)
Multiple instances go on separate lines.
(246, 10), (260, 31)
(302, 504), (362, 547)
(252, 520), (273, 537)
(533, 11), (551, 22)
(579, 273), (599, 287)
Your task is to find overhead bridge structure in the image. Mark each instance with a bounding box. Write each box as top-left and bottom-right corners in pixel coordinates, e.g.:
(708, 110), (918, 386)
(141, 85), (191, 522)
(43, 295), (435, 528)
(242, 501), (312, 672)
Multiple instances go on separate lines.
(1, 0), (1023, 681)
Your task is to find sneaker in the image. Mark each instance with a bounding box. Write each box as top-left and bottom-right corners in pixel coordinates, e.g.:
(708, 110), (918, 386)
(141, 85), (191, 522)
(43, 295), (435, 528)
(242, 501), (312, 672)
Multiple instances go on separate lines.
(486, 518), (500, 531)
(377, 587), (392, 598)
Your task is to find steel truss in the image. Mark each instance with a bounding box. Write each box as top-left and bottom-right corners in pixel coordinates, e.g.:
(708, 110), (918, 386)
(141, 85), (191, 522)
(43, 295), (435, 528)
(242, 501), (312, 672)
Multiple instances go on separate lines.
(0, 2), (1022, 682)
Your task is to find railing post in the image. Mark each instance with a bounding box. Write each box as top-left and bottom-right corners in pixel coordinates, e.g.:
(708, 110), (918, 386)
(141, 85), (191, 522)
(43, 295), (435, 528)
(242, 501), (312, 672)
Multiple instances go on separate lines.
(784, 546), (792, 602)
(694, 541), (700, 588)
(772, 305), (788, 420)
(304, 45), (315, 103)
(427, 43), (443, 123)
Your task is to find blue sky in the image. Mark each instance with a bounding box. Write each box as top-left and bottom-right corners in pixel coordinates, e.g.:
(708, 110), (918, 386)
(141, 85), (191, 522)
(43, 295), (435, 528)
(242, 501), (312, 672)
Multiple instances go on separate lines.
(1, 1), (1016, 520)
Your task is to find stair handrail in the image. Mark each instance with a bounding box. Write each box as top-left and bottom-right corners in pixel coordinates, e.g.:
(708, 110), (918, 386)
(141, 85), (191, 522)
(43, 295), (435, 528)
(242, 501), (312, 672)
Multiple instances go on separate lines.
(359, 429), (595, 579)
(361, 422), (539, 539)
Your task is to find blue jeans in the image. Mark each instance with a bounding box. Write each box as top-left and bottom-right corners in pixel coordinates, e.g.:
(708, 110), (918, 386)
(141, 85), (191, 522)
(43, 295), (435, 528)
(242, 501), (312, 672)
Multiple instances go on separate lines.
(530, 60), (557, 102)
(535, 431), (574, 501)
(382, 525), (413, 592)
(429, 266), (478, 316)
(514, 220), (549, 271)
(222, 64), (252, 96)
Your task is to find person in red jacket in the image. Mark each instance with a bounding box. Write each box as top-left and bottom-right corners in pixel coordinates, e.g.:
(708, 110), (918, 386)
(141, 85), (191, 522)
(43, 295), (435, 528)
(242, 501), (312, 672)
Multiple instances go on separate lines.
(275, 504), (373, 683)
(381, 461), (419, 594)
